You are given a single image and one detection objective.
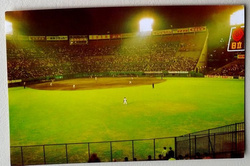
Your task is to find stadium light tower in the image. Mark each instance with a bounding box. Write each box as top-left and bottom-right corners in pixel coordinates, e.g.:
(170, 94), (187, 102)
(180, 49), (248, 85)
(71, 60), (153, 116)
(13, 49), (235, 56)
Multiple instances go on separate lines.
(5, 20), (13, 35)
(139, 18), (154, 32)
(230, 9), (244, 26)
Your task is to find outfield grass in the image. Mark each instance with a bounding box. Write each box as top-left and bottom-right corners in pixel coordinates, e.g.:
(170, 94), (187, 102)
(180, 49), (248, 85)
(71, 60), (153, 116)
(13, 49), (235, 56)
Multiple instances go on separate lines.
(9, 77), (244, 163)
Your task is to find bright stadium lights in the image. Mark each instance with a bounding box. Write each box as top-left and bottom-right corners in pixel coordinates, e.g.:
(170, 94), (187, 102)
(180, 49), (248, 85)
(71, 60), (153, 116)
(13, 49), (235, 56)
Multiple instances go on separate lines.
(230, 9), (244, 26)
(139, 18), (154, 32)
(5, 20), (13, 35)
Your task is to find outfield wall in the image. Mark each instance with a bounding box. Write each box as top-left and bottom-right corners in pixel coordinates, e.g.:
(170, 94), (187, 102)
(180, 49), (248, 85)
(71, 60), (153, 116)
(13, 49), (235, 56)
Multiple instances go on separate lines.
(205, 75), (245, 79)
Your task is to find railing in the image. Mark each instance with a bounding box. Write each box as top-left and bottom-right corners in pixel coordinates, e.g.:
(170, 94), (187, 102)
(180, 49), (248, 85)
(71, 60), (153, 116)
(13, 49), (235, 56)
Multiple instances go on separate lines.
(11, 137), (175, 165)
(10, 122), (244, 165)
(176, 122), (245, 158)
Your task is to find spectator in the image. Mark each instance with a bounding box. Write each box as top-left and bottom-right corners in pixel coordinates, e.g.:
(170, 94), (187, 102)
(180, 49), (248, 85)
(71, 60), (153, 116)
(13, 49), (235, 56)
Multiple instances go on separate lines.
(161, 147), (168, 159)
(158, 154), (163, 160)
(203, 153), (212, 159)
(184, 154), (190, 160)
(168, 147), (175, 158)
(88, 153), (101, 162)
(177, 155), (184, 160)
(195, 152), (202, 159)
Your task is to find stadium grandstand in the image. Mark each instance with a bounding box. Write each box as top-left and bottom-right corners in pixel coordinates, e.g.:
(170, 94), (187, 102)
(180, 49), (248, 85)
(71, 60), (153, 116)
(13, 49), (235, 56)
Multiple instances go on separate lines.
(7, 26), (208, 82)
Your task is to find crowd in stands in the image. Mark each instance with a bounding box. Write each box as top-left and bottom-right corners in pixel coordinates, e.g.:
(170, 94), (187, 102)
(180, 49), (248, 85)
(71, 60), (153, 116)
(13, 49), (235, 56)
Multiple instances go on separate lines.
(215, 63), (245, 76)
(7, 33), (206, 80)
(88, 146), (213, 163)
(209, 60), (245, 76)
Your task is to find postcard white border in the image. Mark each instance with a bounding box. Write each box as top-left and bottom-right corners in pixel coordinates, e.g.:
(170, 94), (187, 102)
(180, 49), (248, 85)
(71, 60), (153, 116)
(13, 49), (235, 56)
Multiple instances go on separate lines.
(1, 1), (249, 166)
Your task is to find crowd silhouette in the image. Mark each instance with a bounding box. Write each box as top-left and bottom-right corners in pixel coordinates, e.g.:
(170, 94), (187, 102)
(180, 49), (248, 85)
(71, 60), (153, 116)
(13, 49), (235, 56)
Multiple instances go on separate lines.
(7, 33), (206, 80)
(88, 147), (214, 163)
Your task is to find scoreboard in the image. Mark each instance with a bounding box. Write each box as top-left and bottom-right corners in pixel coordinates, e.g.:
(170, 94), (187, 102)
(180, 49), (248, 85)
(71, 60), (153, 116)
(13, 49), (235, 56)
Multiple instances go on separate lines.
(227, 26), (245, 52)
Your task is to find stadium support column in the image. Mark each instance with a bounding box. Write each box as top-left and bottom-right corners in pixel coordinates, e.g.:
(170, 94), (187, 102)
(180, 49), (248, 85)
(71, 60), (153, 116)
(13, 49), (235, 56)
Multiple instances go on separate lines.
(195, 30), (208, 74)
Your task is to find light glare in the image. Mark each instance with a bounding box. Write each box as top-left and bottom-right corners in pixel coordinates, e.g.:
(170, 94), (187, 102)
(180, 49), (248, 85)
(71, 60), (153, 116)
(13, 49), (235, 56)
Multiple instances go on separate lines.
(230, 9), (244, 26)
(5, 20), (13, 35)
(139, 18), (154, 32)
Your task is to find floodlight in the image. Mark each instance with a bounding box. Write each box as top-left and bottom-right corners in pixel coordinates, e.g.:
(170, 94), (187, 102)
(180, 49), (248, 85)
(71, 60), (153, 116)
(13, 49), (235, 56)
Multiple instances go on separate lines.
(5, 20), (13, 35)
(139, 18), (154, 32)
(230, 9), (244, 26)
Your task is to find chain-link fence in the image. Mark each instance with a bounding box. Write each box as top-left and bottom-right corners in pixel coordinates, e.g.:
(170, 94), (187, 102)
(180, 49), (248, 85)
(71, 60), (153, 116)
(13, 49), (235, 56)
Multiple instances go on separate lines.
(11, 122), (244, 165)
(11, 137), (175, 165)
(175, 122), (244, 159)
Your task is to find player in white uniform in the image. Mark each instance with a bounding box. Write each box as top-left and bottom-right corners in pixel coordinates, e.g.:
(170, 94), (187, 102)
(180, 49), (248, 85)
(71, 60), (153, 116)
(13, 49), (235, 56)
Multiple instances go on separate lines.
(123, 97), (127, 104)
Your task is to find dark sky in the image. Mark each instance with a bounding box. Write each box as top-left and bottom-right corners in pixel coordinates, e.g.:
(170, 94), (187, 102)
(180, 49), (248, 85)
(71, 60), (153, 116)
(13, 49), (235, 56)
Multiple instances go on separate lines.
(5, 5), (244, 47)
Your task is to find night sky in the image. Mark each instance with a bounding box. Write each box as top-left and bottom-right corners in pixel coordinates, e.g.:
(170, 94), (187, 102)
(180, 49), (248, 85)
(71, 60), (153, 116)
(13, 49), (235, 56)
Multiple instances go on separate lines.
(5, 5), (244, 49)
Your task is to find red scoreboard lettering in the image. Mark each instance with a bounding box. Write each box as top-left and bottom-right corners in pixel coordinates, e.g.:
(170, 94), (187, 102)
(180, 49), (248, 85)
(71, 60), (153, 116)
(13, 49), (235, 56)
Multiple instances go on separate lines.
(227, 26), (245, 52)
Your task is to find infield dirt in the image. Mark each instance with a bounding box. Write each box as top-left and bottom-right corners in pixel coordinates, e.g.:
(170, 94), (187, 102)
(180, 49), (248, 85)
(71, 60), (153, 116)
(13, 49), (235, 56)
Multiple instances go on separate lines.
(28, 77), (166, 90)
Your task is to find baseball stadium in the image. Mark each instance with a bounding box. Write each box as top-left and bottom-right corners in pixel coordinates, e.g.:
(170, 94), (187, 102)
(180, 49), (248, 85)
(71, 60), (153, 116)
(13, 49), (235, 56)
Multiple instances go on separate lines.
(6, 6), (245, 165)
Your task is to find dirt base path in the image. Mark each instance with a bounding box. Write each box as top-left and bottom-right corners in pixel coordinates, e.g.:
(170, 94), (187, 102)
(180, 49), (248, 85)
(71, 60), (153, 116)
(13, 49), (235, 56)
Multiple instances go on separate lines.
(28, 77), (166, 90)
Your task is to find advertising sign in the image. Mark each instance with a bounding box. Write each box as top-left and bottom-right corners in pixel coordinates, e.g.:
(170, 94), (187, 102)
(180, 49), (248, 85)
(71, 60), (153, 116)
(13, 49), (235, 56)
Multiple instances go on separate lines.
(173, 28), (189, 34)
(89, 35), (110, 40)
(29, 36), (46, 41)
(189, 26), (206, 32)
(110, 34), (122, 39)
(46, 36), (68, 41)
(152, 29), (173, 36)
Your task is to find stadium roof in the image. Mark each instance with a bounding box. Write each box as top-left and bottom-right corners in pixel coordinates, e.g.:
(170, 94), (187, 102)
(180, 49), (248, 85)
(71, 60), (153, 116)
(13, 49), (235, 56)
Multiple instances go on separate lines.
(5, 6), (243, 35)
(5, 5), (244, 49)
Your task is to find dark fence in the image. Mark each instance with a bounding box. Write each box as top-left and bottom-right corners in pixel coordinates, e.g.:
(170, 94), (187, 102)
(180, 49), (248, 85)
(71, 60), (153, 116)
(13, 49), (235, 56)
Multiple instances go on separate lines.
(10, 122), (244, 165)
(176, 122), (245, 159)
(10, 137), (175, 165)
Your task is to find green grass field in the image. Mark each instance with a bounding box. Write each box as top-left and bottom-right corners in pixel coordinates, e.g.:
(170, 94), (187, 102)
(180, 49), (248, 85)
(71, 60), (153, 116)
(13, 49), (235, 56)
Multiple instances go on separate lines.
(9, 77), (244, 163)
